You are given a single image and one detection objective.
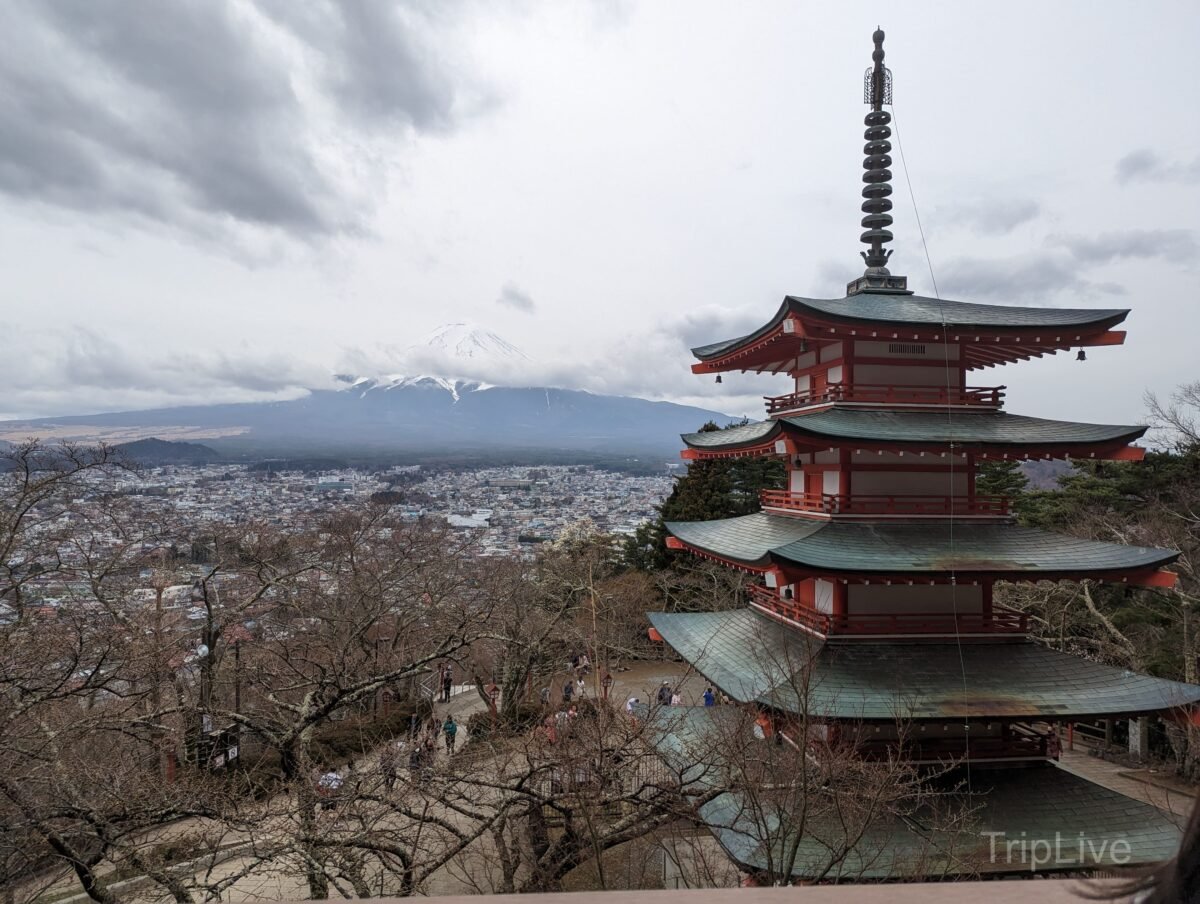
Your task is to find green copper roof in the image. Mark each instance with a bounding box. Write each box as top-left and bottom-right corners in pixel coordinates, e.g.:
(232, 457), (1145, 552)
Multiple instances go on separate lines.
(681, 408), (1145, 451)
(666, 511), (823, 565)
(646, 608), (1200, 719)
(698, 764), (1179, 879)
(665, 512), (1178, 575)
(682, 419), (779, 448)
(692, 295), (1129, 360)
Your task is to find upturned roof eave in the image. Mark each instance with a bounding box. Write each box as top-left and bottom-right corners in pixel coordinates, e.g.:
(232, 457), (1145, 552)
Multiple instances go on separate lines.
(681, 417), (1147, 455)
(690, 295), (1131, 364)
(664, 513), (1180, 578)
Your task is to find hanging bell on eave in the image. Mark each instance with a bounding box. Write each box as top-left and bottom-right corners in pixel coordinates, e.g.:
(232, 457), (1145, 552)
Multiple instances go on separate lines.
(715, 374), (723, 383)
(1076, 348), (1087, 362)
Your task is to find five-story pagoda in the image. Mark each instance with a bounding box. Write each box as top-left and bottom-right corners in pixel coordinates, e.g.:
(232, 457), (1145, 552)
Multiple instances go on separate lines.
(648, 29), (1200, 880)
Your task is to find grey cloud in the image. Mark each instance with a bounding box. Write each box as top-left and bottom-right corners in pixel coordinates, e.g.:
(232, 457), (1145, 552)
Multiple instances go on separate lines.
(496, 282), (537, 313)
(1115, 149), (1200, 185)
(1054, 229), (1197, 265)
(671, 307), (767, 349)
(939, 228), (1193, 303)
(937, 254), (1126, 302)
(939, 198), (1041, 236)
(0, 0), (480, 244)
(0, 324), (325, 419)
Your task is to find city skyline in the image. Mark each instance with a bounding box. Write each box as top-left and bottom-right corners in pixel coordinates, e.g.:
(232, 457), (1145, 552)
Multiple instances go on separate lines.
(1, 2), (1197, 431)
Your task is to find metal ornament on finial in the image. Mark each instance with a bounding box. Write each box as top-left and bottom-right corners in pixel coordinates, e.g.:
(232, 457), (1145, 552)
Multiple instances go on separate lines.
(847, 28), (911, 297)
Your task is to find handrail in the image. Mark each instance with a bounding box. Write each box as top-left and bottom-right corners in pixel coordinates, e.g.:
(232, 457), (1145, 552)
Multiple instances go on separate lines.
(765, 383), (1005, 414)
(859, 733), (1049, 761)
(747, 584), (1029, 636)
(760, 489), (1010, 517)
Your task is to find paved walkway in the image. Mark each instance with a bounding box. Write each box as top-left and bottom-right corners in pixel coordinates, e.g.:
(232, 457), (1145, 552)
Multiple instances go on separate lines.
(1057, 748), (1196, 819)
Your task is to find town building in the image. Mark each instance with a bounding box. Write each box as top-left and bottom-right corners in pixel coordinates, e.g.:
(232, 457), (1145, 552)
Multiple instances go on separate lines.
(648, 29), (1200, 880)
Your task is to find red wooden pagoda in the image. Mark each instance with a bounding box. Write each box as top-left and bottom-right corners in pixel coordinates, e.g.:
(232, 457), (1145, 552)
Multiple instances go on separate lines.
(648, 29), (1200, 880)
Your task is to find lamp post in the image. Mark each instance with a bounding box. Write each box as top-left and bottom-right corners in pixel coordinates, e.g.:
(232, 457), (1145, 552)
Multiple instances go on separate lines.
(486, 682), (500, 728)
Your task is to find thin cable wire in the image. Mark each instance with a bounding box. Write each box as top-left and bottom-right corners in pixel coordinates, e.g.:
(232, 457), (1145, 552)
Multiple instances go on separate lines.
(891, 106), (940, 299)
(892, 101), (972, 792)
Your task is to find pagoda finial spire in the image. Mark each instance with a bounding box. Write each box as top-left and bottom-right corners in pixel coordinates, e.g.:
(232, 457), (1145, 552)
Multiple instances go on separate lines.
(847, 27), (910, 297)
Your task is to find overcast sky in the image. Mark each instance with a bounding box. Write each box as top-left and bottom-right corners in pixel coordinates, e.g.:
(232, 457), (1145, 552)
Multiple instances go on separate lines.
(1, 0), (1197, 426)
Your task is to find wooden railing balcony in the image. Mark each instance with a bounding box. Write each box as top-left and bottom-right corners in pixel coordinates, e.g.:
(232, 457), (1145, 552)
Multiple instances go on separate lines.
(760, 489), (1011, 517)
(765, 383), (1005, 414)
(747, 584), (1029, 637)
(859, 730), (1050, 763)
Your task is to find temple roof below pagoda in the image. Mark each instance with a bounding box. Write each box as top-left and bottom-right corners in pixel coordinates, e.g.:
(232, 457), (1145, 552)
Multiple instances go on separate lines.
(647, 608), (1200, 719)
(692, 294), (1128, 360)
(695, 762), (1180, 878)
(665, 512), (1177, 576)
(682, 408), (1145, 454)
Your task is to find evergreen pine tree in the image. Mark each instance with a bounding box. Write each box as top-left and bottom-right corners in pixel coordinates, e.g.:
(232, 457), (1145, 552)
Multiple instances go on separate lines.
(623, 421), (785, 571)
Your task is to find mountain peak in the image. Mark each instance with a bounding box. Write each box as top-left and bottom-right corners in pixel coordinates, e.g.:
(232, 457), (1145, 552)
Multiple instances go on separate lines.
(419, 323), (529, 362)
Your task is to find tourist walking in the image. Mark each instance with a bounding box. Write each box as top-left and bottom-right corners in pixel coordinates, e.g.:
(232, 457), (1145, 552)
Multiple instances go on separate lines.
(540, 686), (551, 707)
(656, 681), (672, 706)
(441, 663), (454, 703)
(443, 715), (458, 754)
(317, 767), (343, 811)
(703, 687), (716, 707)
(562, 679), (574, 704)
(380, 743), (401, 792)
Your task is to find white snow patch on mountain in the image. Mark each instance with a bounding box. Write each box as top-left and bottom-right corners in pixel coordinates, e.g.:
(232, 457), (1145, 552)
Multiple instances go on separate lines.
(336, 323), (532, 401)
(418, 323), (530, 362)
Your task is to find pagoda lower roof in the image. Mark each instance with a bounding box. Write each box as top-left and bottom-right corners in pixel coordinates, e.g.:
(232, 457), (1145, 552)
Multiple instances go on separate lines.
(682, 407), (1145, 456)
(665, 512), (1177, 577)
(646, 608), (1200, 719)
(692, 294), (1128, 361)
(695, 763), (1180, 878)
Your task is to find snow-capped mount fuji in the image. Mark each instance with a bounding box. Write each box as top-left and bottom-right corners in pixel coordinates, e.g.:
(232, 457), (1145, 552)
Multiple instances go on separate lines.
(420, 322), (529, 363)
(333, 323), (532, 400)
(2, 323), (737, 456)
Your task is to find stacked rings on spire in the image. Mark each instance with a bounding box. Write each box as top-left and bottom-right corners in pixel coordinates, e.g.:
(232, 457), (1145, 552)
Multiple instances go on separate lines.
(860, 109), (894, 266)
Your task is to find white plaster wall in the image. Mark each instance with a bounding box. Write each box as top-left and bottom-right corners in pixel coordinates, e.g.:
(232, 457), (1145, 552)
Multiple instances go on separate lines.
(814, 579), (835, 614)
(822, 471), (840, 495)
(820, 341), (844, 363)
(853, 364), (954, 386)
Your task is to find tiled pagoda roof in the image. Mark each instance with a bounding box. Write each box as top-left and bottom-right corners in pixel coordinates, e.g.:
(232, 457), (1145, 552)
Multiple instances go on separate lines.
(692, 294), (1129, 360)
(696, 762), (1180, 878)
(665, 512), (1177, 576)
(646, 608), (1200, 719)
(682, 408), (1145, 454)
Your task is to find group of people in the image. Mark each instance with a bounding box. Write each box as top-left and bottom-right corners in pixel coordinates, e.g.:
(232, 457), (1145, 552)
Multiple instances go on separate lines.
(542, 704), (581, 743)
(653, 682), (723, 708)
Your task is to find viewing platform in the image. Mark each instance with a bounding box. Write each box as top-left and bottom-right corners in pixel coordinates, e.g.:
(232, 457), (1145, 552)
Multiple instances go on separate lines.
(747, 584), (1030, 638)
(760, 489), (1011, 518)
(858, 726), (1053, 764)
(764, 383), (1005, 416)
